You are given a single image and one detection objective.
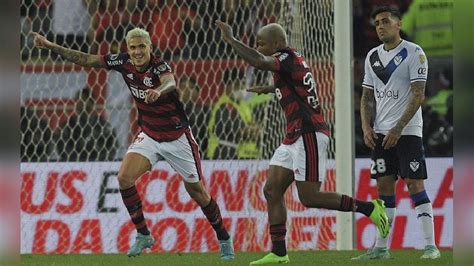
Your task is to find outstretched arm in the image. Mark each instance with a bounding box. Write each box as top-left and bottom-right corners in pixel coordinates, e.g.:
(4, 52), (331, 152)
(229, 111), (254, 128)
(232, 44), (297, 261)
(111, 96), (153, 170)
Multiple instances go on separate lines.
(247, 85), (275, 94)
(32, 32), (106, 68)
(215, 20), (278, 72)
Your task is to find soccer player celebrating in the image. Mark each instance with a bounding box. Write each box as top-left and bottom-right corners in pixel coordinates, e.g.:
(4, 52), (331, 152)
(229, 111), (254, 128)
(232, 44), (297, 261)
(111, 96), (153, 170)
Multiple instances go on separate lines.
(353, 6), (440, 260)
(215, 21), (389, 264)
(32, 28), (235, 259)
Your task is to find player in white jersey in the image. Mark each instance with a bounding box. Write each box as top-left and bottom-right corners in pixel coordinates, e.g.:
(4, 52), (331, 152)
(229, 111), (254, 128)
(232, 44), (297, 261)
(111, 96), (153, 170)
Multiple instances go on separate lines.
(352, 6), (440, 260)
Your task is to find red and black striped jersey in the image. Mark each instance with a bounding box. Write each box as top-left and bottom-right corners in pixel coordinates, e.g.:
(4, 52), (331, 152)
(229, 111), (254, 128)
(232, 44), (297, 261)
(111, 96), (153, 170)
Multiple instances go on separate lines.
(101, 53), (188, 142)
(272, 47), (330, 144)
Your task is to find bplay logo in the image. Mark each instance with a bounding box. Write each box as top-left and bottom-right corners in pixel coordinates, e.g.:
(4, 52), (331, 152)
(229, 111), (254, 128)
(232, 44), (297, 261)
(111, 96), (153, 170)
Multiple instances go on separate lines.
(375, 89), (399, 100)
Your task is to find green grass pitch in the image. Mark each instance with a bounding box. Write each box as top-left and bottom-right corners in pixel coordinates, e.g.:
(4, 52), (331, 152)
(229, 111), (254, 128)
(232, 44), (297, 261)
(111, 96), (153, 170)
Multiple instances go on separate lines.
(21, 250), (453, 266)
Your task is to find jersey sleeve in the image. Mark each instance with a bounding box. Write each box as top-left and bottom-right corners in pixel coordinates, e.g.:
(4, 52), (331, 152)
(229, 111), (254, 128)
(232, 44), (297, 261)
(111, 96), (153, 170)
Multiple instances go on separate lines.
(409, 46), (428, 83)
(100, 53), (128, 71)
(362, 52), (374, 90)
(153, 60), (173, 77)
(272, 52), (294, 73)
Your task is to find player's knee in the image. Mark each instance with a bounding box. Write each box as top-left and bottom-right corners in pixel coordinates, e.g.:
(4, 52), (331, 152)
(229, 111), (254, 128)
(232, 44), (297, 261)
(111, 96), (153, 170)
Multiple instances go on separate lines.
(406, 179), (425, 194)
(263, 184), (272, 201)
(185, 182), (209, 206)
(298, 190), (320, 208)
(377, 185), (394, 196)
(263, 183), (282, 202)
(377, 179), (396, 195)
(117, 172), (135, 189)
(299, 194), (313, 208)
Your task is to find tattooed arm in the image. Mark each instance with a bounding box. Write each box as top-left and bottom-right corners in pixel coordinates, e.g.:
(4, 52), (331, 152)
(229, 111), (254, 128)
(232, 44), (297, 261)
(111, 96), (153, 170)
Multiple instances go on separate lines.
(215, 20), (278, 71)
(394, 81), (426, 131)
(360, 87), (378, 149)
(32, 32), (106, 68)
(382, 81), (426, 149)
(247, 85), (275, 94)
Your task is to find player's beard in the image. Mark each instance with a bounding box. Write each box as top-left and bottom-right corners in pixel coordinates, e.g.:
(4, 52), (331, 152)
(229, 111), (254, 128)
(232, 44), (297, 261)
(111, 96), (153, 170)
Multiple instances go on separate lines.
(380, 34), (394, 44)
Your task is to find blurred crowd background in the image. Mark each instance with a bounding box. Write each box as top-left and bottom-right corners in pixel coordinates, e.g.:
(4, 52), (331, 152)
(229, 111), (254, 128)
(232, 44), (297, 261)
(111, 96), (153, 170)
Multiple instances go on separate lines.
(20, 0), (452, 162)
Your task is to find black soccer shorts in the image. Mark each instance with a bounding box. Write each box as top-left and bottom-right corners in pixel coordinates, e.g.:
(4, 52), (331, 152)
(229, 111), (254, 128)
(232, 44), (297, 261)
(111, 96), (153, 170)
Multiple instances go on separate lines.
(370, 133), (428, 180)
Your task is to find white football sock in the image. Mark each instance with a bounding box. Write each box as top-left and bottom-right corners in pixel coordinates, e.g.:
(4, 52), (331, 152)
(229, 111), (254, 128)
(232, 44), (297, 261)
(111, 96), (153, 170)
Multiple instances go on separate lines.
(415, 202), (436, 247)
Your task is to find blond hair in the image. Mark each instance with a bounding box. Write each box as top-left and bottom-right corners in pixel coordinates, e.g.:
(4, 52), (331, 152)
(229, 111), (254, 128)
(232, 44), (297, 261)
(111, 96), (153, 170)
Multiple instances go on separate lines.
(125, 28), (152, 45)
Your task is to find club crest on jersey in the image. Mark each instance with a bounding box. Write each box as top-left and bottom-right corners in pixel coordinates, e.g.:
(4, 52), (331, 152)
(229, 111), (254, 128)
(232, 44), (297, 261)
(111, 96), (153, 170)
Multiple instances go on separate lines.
(410, 160), (420, 172)
(143, 77), (153, 87)
(373, 60), (381, 67)
(394, 55), (403, 66)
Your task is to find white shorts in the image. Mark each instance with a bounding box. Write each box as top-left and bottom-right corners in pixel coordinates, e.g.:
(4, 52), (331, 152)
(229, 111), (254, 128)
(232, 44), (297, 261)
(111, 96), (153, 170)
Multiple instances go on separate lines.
(270, 132), (329, 182)
(126, 128), (203, 183)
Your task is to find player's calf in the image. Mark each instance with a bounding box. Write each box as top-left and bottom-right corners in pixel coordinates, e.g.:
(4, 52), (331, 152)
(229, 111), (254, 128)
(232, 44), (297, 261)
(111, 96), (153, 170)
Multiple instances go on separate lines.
(188, 181), (234, 259)
(296, 182), (389, 238)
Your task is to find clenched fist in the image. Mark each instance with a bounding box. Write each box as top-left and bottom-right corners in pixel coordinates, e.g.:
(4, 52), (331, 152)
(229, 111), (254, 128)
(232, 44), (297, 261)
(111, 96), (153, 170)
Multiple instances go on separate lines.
(31, 32), (53, 49)
(144, 89), (161, 104)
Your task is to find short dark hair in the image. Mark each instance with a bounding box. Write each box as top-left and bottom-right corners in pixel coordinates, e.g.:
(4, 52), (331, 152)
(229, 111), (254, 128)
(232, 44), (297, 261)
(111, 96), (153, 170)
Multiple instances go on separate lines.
(371, 6), (401, 20)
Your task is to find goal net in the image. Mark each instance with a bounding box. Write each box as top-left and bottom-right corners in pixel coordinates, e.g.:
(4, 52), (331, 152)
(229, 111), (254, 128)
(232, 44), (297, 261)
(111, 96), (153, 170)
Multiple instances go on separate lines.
(20, 0), (336, 254)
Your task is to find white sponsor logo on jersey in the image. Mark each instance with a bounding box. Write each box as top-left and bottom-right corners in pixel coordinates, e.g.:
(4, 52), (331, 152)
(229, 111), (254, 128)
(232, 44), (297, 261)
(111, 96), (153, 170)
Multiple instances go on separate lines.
(107, 60), (123, 66)
(129, 85), (147, 99)
(126, 73), (133, 80)
(109, 54), (119, 60)
(375, 89), (399, 100)
(363, 40), (427, 137)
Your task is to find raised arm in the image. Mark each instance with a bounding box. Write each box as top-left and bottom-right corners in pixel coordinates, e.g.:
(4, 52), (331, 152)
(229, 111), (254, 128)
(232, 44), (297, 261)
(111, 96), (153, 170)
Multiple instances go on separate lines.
(247, 85), (275, 94)
(32, 32), (106, 68)
(215, 21), (278, 71)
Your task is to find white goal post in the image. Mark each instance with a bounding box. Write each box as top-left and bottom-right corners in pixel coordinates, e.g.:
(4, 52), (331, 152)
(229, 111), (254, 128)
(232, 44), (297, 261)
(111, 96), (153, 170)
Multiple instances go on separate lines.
(334, 0), (355, 250)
